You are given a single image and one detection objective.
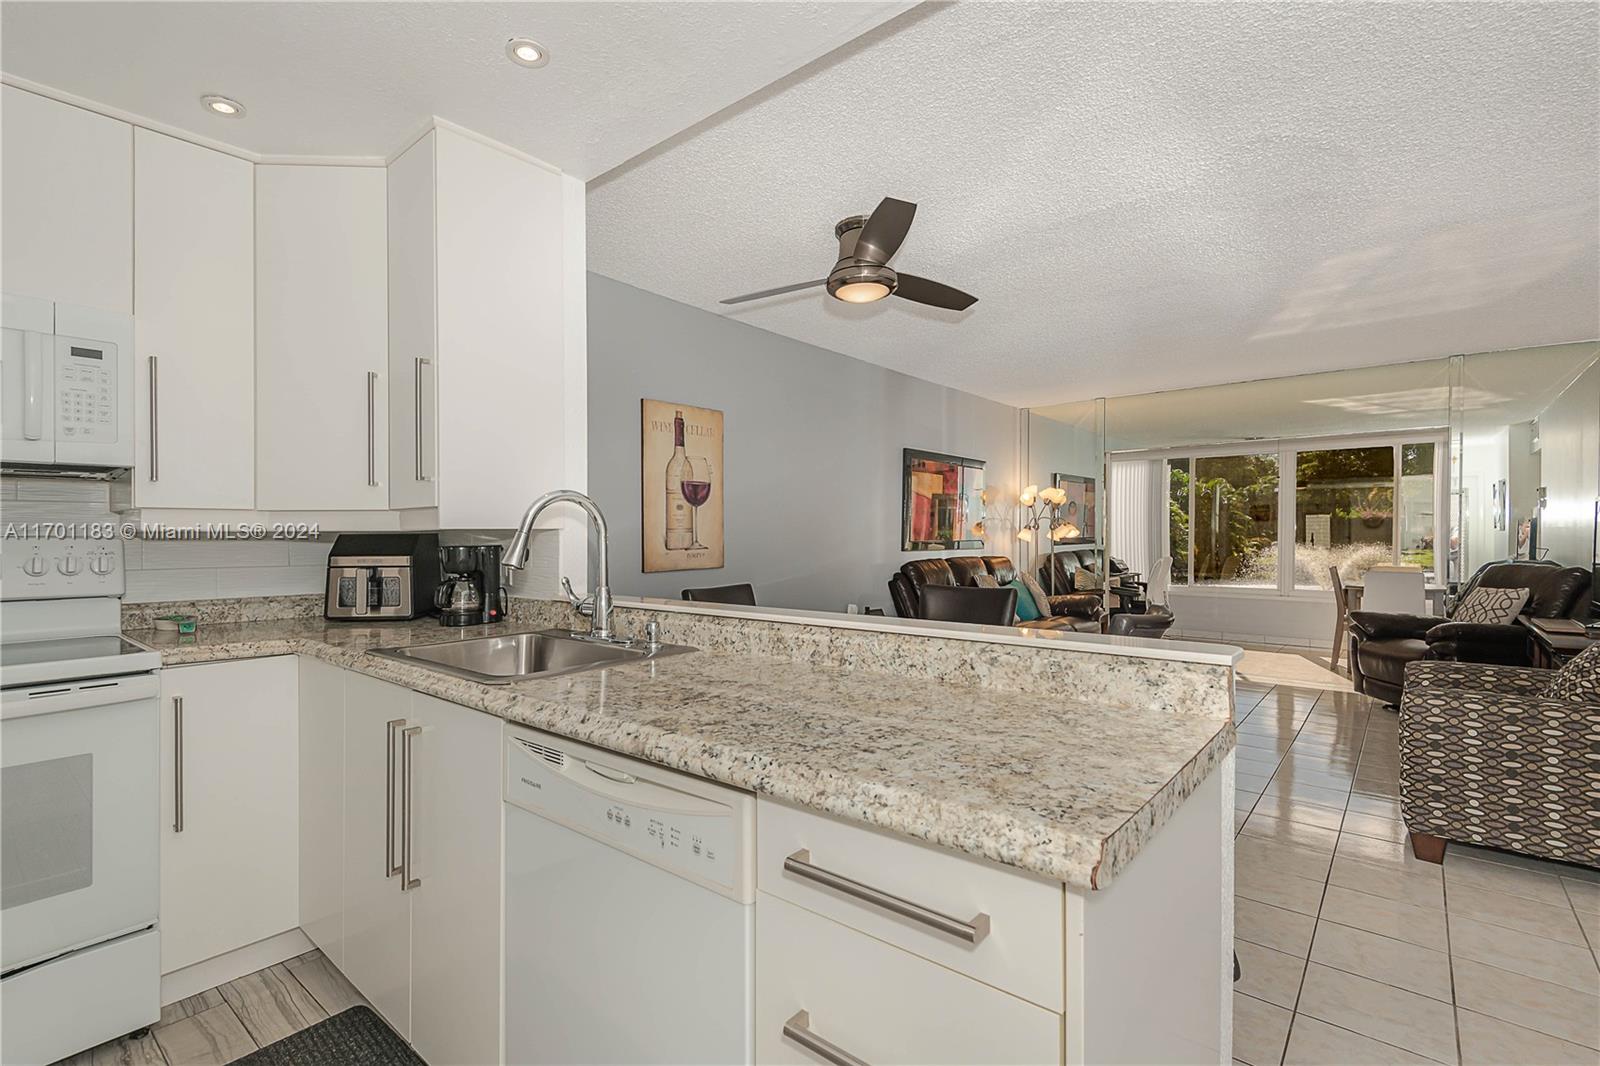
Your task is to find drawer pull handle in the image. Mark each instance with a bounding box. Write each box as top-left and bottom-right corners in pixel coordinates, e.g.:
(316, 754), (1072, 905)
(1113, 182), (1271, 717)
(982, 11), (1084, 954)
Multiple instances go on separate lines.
(783, 1010), (870, 1066)
(783, 849), (991, 944)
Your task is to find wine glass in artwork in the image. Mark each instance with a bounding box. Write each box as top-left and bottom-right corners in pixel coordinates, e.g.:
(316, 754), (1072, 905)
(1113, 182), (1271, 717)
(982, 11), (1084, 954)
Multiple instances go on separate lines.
(681, 456), (714, 550)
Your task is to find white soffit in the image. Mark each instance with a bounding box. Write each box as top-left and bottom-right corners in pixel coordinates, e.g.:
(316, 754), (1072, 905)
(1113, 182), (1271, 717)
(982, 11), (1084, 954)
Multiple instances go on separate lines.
(0, 1), (912, 177)
(587, 1), (1600, 407)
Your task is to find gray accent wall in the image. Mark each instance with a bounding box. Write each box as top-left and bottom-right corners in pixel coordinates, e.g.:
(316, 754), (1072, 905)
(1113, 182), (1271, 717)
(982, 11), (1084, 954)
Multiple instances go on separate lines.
(586, 274), (1021, 613)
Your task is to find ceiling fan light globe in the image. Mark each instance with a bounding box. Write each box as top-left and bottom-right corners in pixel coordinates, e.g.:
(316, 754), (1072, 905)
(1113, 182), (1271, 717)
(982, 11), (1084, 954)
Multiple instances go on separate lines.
(834, 281), (892, 303)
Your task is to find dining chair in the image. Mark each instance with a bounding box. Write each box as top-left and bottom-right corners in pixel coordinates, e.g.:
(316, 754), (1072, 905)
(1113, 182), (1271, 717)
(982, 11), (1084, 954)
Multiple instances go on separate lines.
(1360, 567), (1427, 615)
(681, 583), (757, 605)
(1329, 566), (1349, 669)
(1146, 556), (1173, 608)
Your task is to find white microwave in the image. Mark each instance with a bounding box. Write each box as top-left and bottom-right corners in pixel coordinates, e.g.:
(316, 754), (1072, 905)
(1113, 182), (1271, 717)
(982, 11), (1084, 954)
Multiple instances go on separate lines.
(1, 292), (134, 470)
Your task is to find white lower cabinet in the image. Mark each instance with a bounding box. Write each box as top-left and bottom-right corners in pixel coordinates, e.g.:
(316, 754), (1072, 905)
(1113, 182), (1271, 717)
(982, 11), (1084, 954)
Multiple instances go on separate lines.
(341, 671), (414, 1035)
(298, 661), (502, 1066)
(297, 656), (346, 967)
(159, 657), (299, 974)
(755, 893), (1061, 1066)
(406, 693), (503, 1066)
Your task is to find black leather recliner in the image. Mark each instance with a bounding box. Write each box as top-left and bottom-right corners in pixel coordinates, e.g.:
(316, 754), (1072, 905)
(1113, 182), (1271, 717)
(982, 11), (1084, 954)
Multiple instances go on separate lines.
(1348, 560), (1592, 704)
(888, 556), (1100, 631)
(1107, 605), (1175, 638)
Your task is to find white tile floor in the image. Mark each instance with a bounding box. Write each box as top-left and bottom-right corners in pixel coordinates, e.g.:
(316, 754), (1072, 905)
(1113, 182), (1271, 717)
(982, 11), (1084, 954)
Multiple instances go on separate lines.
(1231, 680), (1600, 1066)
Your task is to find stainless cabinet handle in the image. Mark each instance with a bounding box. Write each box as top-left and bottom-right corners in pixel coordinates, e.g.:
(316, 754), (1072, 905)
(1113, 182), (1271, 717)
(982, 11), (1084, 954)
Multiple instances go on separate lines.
(401, 725), (422, 891)
(783, 849), (990, 944)
(414, 357), (432, 482)
(172, 696), (184, 832)
(366, 371), (378, 487)
(385, 718), (406, 877)
(783, 1010), (870, 1066)
(148, 355), (159, 482)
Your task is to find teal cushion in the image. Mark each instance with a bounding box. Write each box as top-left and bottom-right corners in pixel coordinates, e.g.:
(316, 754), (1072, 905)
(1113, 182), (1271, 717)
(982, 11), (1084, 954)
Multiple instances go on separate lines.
(1006, 579), (1042, 621)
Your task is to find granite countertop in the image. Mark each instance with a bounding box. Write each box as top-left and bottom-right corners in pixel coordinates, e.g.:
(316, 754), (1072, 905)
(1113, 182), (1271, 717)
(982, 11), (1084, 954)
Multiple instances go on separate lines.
(128, 616), (1234, 890)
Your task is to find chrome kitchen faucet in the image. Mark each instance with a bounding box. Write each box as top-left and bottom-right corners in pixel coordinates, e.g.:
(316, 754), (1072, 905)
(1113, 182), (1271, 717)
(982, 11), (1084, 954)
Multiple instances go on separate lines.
(504, 490), (621, 644)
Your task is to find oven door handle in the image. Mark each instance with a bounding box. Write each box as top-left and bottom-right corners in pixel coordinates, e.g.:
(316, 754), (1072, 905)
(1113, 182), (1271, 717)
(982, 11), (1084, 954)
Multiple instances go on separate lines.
(0, 673), (161, 720)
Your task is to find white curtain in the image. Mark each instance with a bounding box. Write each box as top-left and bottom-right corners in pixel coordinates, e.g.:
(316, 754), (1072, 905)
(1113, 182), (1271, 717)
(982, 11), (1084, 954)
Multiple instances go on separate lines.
(1109, 459), (1159, 576)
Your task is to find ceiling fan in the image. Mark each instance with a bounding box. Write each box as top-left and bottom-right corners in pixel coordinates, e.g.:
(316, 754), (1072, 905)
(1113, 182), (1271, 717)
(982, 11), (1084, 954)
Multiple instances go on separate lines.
(720, 197), (978, 311)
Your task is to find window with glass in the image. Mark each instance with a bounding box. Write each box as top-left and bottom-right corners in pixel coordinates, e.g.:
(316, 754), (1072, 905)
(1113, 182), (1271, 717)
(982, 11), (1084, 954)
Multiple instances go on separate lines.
(1293, 446), (1395, 589)
(1151, 434), (1440, 593)
(1168, 458), (1190, 586)
(1192, 454), (1279, 587)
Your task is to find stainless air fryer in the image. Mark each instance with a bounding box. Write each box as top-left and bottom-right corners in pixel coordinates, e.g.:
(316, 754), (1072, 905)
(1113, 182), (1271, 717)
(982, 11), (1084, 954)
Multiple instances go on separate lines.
(325, 533), (441, 620)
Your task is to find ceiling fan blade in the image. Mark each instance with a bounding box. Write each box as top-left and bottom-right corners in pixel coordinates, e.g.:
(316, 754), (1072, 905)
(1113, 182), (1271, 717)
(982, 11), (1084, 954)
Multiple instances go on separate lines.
(853, 197), (917, 264)
(894, 274), (977, 311)
(719, 279), (826, 305)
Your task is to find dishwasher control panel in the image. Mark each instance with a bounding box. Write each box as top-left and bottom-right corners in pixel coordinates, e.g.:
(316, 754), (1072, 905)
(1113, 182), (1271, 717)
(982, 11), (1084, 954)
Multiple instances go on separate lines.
(505, 726), (755, 901)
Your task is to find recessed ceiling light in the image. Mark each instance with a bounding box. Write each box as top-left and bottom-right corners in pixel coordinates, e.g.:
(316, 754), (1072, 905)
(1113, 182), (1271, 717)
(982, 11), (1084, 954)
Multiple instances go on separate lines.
(200, 94), (245, 117)
(505, 37), (549, 68)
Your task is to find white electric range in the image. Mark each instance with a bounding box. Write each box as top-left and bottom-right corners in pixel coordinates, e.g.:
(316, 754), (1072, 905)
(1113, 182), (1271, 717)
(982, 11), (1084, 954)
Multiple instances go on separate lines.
(1, 519), (162, 1065)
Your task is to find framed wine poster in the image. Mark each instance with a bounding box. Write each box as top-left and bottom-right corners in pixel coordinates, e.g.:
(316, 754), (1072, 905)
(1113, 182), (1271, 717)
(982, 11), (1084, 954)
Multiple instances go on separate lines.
(641, 399), (724, 573)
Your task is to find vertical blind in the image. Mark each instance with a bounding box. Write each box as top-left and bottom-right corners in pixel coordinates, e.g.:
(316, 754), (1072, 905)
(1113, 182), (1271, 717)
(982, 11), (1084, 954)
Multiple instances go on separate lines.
(1109, 459), (1158, 576)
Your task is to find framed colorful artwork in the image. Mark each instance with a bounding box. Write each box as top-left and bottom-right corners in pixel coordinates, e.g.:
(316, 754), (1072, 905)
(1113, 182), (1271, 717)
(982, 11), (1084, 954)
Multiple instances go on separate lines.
(1052, 473), (1097, 544)
(642, 400), (724, 573)
(902, 449), (986, 550)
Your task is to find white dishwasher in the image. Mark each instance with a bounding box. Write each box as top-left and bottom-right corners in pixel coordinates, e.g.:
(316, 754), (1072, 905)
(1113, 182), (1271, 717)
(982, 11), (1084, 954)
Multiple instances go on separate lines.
(504, 723), (756, 1066)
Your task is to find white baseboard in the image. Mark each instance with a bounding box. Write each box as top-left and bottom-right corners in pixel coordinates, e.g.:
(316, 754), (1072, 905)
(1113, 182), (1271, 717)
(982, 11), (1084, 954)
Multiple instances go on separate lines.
(160, 927), (312, 1005)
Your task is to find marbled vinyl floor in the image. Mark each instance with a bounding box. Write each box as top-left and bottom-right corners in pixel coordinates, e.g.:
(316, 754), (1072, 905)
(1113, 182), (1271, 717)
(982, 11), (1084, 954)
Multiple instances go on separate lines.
(54, 948), (366, 1066)
(1232, 681), (1600, 1065)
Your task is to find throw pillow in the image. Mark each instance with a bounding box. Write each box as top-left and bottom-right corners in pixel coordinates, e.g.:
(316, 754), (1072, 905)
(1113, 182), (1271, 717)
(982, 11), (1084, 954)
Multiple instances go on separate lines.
(1072, 568), (1103, 593)
(1452, 586), (1530, 625)
(971, 573), (1000, 589)
(1019, 572), (1054, 619)
(1547, 644), (1600, 703)
(1006, 579), (1043, 622)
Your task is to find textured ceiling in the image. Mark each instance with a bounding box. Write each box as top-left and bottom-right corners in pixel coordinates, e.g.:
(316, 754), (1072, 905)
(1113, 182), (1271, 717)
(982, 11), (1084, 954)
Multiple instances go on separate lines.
(0, 1), (909, 177)
(588, 1), (1600, 407)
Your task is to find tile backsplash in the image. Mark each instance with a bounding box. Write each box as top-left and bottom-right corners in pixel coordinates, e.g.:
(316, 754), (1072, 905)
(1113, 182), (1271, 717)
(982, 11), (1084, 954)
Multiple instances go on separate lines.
(1, 477), (561, 603)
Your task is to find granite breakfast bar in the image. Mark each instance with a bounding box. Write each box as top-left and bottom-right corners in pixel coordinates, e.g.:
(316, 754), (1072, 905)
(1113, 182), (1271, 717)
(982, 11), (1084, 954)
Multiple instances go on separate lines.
(130, 595), (1239, 1065)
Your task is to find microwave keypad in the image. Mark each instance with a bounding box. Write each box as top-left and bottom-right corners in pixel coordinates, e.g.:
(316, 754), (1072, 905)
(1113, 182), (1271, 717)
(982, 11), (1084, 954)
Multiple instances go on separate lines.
(57, 357), (116, 442)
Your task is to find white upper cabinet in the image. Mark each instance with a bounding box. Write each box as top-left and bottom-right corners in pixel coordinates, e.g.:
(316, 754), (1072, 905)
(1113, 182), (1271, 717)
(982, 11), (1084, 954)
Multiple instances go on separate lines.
(1, 86), (132, 313)
(388, 127), (583, 531)
(133, 129), (256, 509)
(255, 165), (389, 510)
(387, 133), (438, 510)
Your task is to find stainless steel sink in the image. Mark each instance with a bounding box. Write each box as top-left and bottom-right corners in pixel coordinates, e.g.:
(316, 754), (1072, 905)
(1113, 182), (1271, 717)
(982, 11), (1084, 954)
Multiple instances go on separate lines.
(372, 628), (693, 685)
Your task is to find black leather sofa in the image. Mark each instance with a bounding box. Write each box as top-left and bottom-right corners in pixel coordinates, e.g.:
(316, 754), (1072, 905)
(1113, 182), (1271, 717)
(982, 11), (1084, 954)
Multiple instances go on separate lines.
(1349, 560), (1592, 704)
(888, 556), (1101, 631)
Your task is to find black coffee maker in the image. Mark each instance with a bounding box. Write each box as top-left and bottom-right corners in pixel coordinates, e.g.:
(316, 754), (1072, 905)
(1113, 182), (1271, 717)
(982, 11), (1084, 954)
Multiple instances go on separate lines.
(436, 545), (508, 626)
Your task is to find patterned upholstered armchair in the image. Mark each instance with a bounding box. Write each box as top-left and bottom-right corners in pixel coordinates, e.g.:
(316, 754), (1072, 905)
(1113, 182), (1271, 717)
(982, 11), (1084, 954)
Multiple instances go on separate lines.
(1398, 656), (1600, 868)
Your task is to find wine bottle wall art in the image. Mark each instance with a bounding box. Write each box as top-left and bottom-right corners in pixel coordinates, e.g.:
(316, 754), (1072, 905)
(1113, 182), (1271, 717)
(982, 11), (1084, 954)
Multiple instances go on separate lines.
(641, 399), (725, 573)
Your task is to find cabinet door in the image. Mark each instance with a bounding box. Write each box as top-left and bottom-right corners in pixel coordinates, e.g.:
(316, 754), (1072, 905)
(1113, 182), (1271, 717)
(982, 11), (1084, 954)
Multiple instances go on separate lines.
(298, 656), (345, 966)
(387, 132), (438, 510)
(407, 694), (502, 1066)
(255, 165), (388, 510)
(341, 671), (412, 1037)
(433, 128), (570, 528)
(755, 893), (1061, 1066)
(159, 658), (299, 974)
(133, 129), (256, 509)
(1, 86), (132, 313)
